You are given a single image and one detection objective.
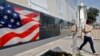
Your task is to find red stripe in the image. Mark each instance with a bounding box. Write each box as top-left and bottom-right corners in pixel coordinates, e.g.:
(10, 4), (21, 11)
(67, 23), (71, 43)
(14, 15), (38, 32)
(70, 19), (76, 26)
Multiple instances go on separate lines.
(0, 24), (39, 47)
(22, 18), (40, 25)
(0, 40), (1, 47)
(14, 7), (23, 11)
(14, 7), (40, 18)
(30, 32), (39, 41)
(14, 7), (40, 22)
(22, 18), (35, 25)
(25, 13), (39, 18)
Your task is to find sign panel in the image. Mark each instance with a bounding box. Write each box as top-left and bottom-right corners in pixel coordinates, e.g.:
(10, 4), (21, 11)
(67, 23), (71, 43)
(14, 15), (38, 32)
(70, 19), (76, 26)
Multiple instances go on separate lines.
(29, 0), (49, 14)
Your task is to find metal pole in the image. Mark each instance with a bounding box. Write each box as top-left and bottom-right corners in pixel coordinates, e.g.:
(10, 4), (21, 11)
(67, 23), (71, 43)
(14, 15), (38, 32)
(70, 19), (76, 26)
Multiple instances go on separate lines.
(72, 1), (79, 56)
(72, 0), (86, 56)
(72, 32), (77, 56)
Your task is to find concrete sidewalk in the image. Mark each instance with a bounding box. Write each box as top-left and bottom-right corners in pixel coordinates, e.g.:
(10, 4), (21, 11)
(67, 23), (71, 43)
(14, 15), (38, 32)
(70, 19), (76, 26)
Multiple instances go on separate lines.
(14, 36), (100, 56)
(0, 35), (64, 56)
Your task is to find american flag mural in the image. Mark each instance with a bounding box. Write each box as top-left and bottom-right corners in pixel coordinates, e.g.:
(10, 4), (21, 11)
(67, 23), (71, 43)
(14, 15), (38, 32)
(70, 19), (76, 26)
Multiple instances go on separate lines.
(0, 3), (40, 47)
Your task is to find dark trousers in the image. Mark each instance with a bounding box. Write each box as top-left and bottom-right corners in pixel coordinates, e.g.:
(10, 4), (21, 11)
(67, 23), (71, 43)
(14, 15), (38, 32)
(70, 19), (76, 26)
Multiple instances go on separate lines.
(79, 36), (96, 53)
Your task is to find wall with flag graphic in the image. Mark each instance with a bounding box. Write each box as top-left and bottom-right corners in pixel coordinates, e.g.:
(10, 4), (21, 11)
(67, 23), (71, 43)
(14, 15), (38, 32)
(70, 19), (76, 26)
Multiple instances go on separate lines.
(0, 1), (62, 48)
(0, 2), (40, 47)
(0, 1), (73, 48)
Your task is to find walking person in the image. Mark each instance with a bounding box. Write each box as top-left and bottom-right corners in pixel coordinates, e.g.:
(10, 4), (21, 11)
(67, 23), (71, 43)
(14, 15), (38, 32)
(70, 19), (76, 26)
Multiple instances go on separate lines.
(71, 19), (77, 35)
(71, 20), (78, 56)
(78, 18), (98, 55)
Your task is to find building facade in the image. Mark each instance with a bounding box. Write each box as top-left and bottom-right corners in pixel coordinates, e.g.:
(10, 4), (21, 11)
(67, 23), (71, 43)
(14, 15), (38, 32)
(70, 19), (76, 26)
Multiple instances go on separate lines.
(0, 0), (80, 48)
(7, 0), (79, 23)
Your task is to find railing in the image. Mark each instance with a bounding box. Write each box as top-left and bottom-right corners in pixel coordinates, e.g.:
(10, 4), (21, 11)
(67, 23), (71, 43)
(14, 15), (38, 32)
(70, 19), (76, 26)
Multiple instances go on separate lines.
(92, 28), (100, 39)
(79, 28), (100, 40)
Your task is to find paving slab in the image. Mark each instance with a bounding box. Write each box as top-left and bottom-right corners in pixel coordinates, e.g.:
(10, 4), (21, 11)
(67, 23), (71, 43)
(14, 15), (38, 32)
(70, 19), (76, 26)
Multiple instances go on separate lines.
(14, 36), (100, 56)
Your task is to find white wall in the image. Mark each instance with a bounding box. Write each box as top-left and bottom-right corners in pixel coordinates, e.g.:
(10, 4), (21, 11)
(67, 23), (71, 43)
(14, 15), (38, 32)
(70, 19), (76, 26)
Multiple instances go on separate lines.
(7, 0), (79, 22)
(7, 0), (29, 7)
(56, 0), (79, 23)
(7, 0), (50, 14)
(29, 0), (50, 14)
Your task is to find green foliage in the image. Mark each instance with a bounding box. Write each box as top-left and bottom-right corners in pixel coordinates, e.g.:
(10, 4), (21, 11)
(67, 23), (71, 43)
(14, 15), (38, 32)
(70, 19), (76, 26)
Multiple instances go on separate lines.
(87, 7), (99, 23)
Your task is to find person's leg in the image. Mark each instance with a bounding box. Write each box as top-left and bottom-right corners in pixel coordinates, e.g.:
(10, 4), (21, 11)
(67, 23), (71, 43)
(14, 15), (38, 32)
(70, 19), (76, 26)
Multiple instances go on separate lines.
(79, 36), (88, 50)
(88, 37), (96, 53)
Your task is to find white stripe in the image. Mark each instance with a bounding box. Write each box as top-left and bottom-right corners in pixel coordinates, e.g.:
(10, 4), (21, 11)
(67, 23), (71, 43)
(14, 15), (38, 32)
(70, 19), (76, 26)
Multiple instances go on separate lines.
(22, 28), (39, 42)
(20, 15), (28, 19)
(20, 14), (40, 21)
(4, 28), (39, 46)
(36, 36), (39, 40)
(4, 37), (21, 46)
(17, 10), (34, 15)
(15, 10), (21, 13)
(0, 21), (39, 38)
(32, 16), (40, 21)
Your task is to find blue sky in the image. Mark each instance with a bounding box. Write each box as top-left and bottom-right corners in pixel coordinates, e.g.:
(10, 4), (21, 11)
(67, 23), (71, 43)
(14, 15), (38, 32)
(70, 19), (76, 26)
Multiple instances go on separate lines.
(85, 0), (100, 9)
(84, 0), (100, 23)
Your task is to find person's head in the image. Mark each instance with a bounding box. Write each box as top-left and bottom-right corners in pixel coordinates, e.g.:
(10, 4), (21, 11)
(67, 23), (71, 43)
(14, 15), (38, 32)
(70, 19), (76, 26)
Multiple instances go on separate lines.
(86, 17), (94, 25)
(86, 19), (92, 25)
(71, 19), (76, 25)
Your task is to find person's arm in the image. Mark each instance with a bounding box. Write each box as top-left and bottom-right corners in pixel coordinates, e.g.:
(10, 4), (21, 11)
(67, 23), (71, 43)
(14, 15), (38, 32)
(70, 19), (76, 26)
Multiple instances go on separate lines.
(82, 25), (92, 33)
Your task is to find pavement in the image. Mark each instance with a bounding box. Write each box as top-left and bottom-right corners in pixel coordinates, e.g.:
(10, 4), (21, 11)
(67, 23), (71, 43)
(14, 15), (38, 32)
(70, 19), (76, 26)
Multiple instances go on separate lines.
(14, 36), (100, 56)
(0, 35), (66, 56)
(0, 33), (100, 56)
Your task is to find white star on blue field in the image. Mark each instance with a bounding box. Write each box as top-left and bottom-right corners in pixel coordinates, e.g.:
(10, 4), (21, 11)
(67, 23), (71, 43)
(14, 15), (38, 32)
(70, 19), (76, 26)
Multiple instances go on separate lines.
(0, 3), (22, 29)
